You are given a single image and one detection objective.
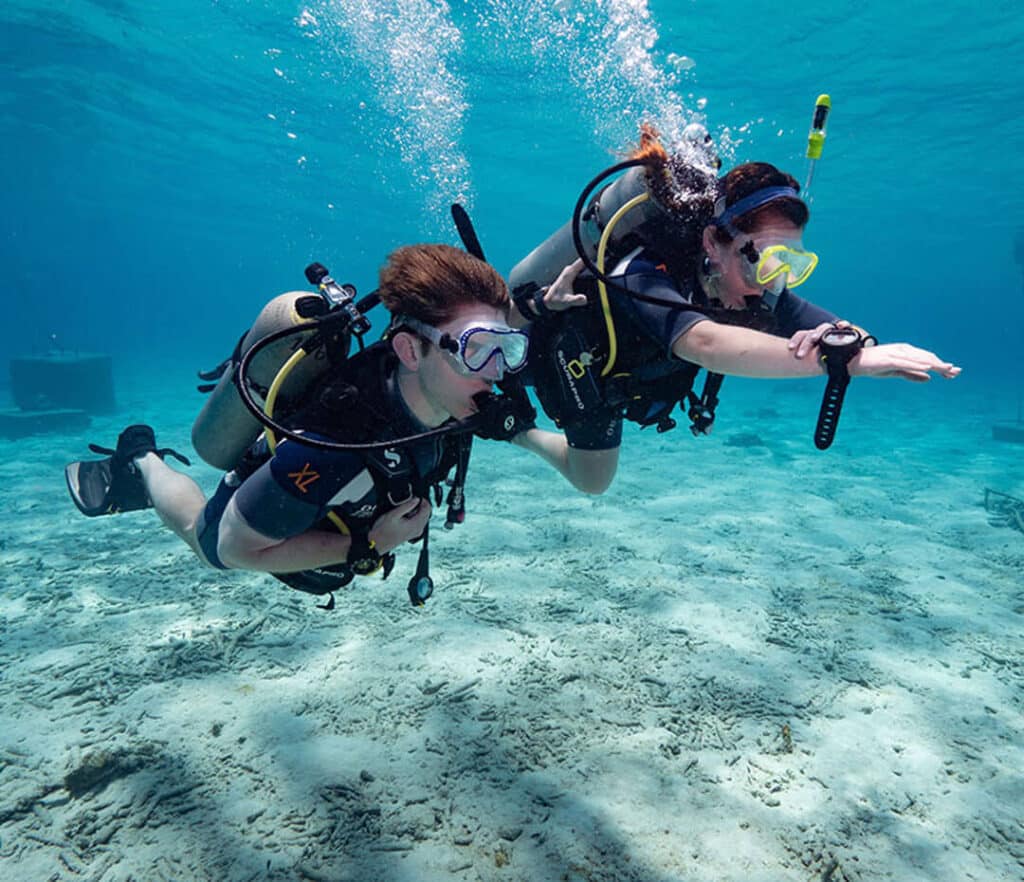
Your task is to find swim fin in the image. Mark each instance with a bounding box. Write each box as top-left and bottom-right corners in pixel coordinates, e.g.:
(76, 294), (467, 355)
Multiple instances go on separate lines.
(65, 424), (190, 517)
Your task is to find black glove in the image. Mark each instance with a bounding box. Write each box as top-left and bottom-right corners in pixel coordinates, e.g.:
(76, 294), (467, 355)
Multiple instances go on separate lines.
(471, 389), (536, 441)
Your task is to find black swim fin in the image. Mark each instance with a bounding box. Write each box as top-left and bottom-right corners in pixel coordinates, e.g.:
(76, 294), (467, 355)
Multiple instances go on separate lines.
(65, 424), (190, 517)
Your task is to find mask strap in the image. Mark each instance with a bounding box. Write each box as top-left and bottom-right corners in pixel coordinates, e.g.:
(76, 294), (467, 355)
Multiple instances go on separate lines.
(713, 186), (801, 236)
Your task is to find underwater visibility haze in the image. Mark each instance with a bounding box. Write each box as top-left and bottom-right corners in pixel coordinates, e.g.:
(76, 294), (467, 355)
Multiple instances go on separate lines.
(2, 1), (1024, 881)
(3, 0), (1023, 378)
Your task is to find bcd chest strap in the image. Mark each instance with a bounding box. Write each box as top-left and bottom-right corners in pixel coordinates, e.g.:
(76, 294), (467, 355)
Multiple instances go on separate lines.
(360, 430), (472, 607)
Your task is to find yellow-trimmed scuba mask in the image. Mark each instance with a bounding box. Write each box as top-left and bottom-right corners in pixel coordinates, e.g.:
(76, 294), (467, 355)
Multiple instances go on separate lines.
(738, 238), (818, 294)
(713, 185), (818, 295)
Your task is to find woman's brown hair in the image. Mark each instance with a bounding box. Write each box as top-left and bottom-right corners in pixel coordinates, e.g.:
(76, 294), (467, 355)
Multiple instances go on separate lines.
(712, 162), (809, 244)
(625, 125), (718, 278)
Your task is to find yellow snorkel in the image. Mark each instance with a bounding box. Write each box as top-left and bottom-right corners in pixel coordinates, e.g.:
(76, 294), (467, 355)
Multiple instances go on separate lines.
(804, 94), (831, 201)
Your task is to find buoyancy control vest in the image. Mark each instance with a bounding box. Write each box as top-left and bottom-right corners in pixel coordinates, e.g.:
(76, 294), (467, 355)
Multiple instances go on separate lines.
(526, 257), (724, 437)
(226, 342), (472, 605)
(291, 341), (469, 531)
(192, 263), (479, 608)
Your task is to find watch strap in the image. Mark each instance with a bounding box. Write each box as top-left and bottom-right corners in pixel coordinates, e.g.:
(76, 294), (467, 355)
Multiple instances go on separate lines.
(814, 328), (864, 450)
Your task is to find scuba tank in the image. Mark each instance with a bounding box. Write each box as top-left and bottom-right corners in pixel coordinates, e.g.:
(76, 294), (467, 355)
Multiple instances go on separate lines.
(191, 290), (342, 470)
(509, 124), (719, 298)
(509, 164), (660, 297)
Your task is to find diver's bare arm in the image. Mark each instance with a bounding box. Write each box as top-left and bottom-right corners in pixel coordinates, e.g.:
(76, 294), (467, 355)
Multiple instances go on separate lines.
(216, 496), (352, 572)
(512, 428), (619, 495)
(675, 320), (960, 381)
(673, 321), (827, 378)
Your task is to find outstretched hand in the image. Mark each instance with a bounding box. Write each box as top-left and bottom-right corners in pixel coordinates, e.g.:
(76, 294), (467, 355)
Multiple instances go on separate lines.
(541, 258), (588, 311)
(790, 321), (961, 382)
(850, 343), (961, 382)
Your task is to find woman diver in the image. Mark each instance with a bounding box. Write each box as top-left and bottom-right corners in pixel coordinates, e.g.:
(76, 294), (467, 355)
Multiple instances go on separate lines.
(506, 128), (960, 494)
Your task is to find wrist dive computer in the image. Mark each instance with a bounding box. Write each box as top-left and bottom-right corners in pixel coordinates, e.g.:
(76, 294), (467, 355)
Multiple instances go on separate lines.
(814, 325), (877, 450)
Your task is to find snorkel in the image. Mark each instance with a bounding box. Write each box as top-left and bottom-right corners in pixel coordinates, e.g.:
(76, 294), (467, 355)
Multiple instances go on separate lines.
(803, 94), (831, 201)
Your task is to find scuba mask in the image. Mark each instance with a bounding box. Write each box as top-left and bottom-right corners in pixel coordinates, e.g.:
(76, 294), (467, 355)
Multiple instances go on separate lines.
(398, 317), (529, 380)
(737, 237), (818, 294)
(713, 185), (817, 296)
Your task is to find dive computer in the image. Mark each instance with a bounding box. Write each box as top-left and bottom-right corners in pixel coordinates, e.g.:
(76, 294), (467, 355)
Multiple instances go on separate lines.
(814, 325), (876, 450)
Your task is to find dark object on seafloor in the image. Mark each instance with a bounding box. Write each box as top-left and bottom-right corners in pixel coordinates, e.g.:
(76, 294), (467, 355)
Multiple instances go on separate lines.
(992, 423), (1024, 444)
(10, 352), (115, 414)
(725, 432), (767, 448)
(984, 488), (1024, 533)
(0, 407), (90, 439)
(64, 744), (159, 797)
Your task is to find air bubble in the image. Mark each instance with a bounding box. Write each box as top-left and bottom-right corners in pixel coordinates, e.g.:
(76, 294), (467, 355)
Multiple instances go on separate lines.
(666, 53), (696, 71)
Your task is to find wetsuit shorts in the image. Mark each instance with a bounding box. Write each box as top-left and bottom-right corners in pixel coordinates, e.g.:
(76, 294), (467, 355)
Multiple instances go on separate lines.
(195, 474), (238, 570)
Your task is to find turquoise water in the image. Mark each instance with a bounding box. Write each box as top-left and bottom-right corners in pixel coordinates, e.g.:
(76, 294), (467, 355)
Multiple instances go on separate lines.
(4, 0), (1023, 383)
(3, 5), (1024, 879)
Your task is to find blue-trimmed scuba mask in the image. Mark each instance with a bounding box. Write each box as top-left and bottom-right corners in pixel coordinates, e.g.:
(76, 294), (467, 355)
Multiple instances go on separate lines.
(712, 186), (818, 300)
(398, 316), (529, 381)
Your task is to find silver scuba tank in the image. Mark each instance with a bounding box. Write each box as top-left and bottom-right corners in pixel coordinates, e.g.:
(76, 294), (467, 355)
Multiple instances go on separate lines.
(508, 165), (663, 296)
(509, 124), (720, 297)
(191, 291), (332, 470)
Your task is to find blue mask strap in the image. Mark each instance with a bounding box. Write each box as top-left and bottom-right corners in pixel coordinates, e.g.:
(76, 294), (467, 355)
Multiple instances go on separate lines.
(713, 186), (801, 236)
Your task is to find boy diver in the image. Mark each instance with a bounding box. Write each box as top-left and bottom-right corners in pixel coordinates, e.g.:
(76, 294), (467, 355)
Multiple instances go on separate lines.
(66, 244), (534, 606)
(506, 129), (960, 493)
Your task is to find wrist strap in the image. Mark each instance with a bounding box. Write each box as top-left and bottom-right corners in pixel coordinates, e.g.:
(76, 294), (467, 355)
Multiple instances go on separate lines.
(813, 326), (869, 450)
(347, 532), (382, 574)
(814, 372), (850, 450)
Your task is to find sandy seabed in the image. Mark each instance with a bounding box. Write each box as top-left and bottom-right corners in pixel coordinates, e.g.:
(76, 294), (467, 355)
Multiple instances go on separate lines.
(1, 369), (1022, 882)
